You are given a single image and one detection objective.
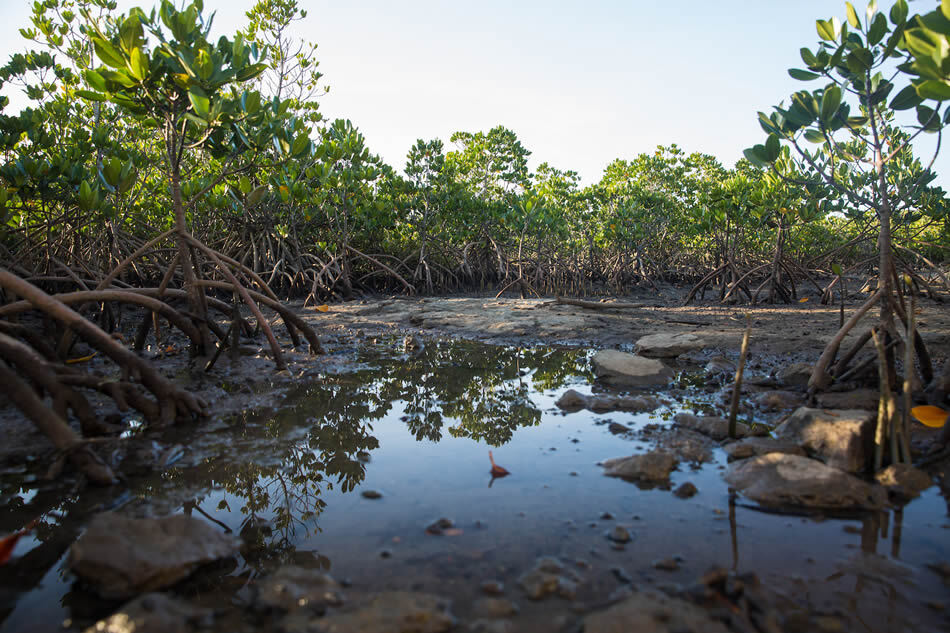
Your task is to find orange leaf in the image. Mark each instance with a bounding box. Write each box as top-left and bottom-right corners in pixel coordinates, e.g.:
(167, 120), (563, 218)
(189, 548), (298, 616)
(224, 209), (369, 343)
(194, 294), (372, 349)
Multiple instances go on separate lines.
(911, 405), (949, 428)
(316, 304), (329, 312)
(798, 297), (809, 303)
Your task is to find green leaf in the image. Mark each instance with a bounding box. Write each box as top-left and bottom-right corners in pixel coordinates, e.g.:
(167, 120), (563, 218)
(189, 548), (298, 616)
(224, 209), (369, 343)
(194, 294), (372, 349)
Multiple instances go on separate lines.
(238, 175), (252, 194)
(867, 0), (878, 22)
(845, 2), (860, 28)
(765, 133), (781, 161)
(917, 79), (950, 100)
(832, 263), (843, 275)
(917, 104), (938, 126)
(943, 0), (950, 21)
(800, 47), (819, 68)
(291, 133), (310, 156)
(246, 184), (267, 206)
(188, 87), (210, 117)
(235, 62), (267, 83)
(890, 0), (908, 25)
(127, 47), (147, 81)
(845, 49), (873, 73)
(76, 89), (108, 102)
(803, 129), (826, 143)
(891, 84), (923, 109)
(816, 19), (836, 41)
(867, 12), (888, 45)
(84, 69), (107, 92)
(92, 37), (126, 69)
(820, 85), (842, 123)
(789, 68), (820, 81)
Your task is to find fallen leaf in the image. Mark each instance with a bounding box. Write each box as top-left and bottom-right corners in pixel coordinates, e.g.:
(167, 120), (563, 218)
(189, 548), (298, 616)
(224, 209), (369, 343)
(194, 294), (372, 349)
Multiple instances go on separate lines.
(0, 520), (38, 566)
(489, 450), (510, 477)
(798, 297), (809, 303)
(316, 304), (330, 312)
(911, 405), (949, 428)
(65, 352), (98, 364)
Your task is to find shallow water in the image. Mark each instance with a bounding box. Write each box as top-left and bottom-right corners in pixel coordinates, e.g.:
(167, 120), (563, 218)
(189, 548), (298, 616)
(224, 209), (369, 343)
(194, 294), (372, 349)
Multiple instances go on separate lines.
(1, 339), (949, 632)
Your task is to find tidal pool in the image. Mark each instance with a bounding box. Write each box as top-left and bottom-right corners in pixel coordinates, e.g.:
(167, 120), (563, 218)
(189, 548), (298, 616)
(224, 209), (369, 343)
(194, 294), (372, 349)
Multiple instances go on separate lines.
(1, 339), (948, 632)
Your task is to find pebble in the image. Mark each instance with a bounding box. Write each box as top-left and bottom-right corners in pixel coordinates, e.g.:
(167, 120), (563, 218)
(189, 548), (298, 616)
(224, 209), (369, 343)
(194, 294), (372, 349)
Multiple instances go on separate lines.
(653, 558), (680, 571)
(599, 512), (614, 520)
(379, 549), (392, 559)
(607, 526), (633, 544)
(361, 490), (383, 499)
(480, 580), (505, 596)
(426, 518), (455, 535)
(673, 482), (698, 499)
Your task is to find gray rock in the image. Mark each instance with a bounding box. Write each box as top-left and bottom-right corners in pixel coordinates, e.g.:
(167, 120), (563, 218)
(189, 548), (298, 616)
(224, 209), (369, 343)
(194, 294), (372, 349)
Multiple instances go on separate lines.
(608, 422), (631, 435)
(778, 363), (814, 388)
(723, 437), (807, 461)
(583, 590), (731, 633)
(774, 407), (876, 473)
(607, 525), (633, 543)
(311, 592), (455, 633)
(591, 350), (673, 388)
(673, 413), (768, 441)
(255, 565), (344, 613)
(816, 389), (880, 411)
(82, 593), (213, 633)
(361, 490), (383, 499)
(704, 356), (736, 376)
(69, 513), (240, 599)
(754, 390), (805, 411)
(635, 333), (704, 358)
(875, 463), (933, 499)
(601, 451), (677, 483)
(724, 453), (888, 510)
(517, 557), (579, 600)
(555, 389), (588, 410)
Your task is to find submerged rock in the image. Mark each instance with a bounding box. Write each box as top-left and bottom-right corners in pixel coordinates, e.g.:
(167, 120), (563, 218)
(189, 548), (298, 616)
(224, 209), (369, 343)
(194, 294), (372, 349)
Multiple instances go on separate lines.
(69, 513), (240, 599)
(875, 463), (933, 499)
(309, 591), (455, 633)
(724, 453), (888, 510)
(723, 437), (807, 461)
(591, 350), (673, 388)
(635, 333), (704, 358)
(255, 565), (344, 613)
(601, 451), (677, 484)
(778, 363), (813, 388)
(517, 556), (579, 600)
(556, 389), (660, 414)
(672, 413), (767, 441)
(673, 482), (698, 499)
(774, 407), (876, 473)
(607, 525), (634, 543)
(583, 590), (730, 633)
(82, 593), (213, 633)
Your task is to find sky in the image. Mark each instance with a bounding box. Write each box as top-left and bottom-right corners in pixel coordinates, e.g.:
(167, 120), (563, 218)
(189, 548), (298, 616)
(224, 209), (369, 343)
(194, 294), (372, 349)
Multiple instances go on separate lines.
(0, 0), (946, 188)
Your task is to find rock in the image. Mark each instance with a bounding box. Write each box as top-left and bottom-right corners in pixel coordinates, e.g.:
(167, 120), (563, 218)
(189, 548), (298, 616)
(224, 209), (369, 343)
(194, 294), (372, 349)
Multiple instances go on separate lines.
(591, 350), (673, 388)
(648, 427), (715, 465)
(69, 513), (240, 599)
(722, 437), (807, 461)
(467, 619), (515, 633)
(653, 558), (680, 571)
(361, 490), (383, 499)
(608, 422), (631, 435)
(517, 557), (579, 600)
(607, 525), (633, 543)
(774, 407), (876, 473)
(583, 590), (730, 633)
(673, 482), (698, 499)
(425, 518), (454, 535)
(673, 413), (767, 441)
(472, 597), (519, 618)
(778, 363), (813, 388)
(754, 390), (805, 411)
(875, 463), (933, 499)
(601, 451), (677, 484)
(635, 333), (704, 358)
(724, 453), (888, 510)
(82, 593), (213, 633)
(704, 356), (736, 376)
(255, 565), (344, 613)
(556, 389), (660, 413)
(816, 389), (880, 411)
(480, 580), (505, 595)
(310, 592), (455, 633)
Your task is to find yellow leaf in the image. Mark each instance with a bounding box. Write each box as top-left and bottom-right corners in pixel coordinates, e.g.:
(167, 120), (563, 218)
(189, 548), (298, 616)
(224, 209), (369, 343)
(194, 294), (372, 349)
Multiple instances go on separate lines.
(316, 304), (329, 312)
(798, 297), (809, 303)
(65, 352), (98, 364)
(911, 405), (949, 428)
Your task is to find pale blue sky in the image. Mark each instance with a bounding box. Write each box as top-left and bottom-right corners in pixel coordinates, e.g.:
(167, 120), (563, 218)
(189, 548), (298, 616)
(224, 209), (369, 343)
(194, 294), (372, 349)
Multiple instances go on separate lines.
(1, 0), (946, 188)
